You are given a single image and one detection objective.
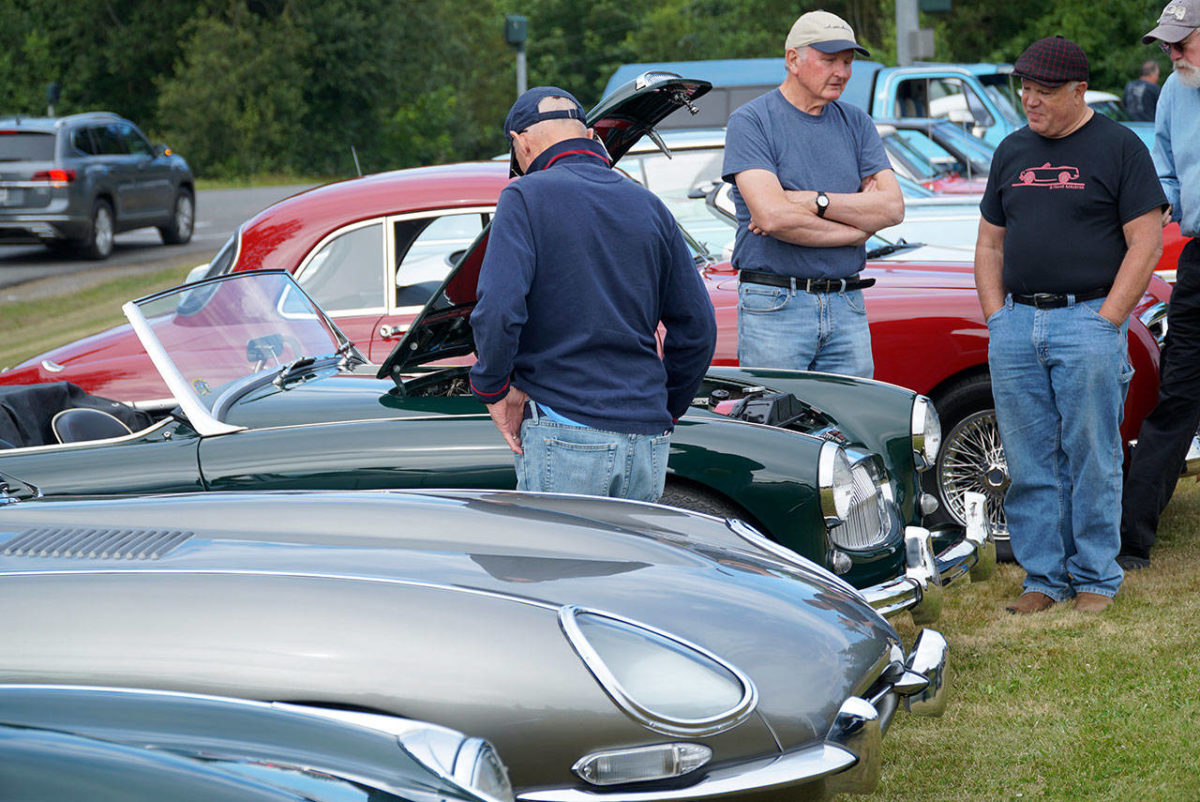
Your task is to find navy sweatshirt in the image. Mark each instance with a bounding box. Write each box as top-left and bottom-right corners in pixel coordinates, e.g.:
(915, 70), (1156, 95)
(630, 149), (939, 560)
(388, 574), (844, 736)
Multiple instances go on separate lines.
(469, 137), (717, 434)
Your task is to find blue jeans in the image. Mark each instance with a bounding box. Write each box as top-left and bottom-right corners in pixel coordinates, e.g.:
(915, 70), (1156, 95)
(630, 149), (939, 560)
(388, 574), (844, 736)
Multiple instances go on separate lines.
(988, 295), (1132, 599)
(737, 283), (873, 378)
(515, 407), (670, 503)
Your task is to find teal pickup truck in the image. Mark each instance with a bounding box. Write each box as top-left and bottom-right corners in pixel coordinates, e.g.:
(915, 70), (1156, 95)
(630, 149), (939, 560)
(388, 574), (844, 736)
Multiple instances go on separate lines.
(605, 58), (1025, 147)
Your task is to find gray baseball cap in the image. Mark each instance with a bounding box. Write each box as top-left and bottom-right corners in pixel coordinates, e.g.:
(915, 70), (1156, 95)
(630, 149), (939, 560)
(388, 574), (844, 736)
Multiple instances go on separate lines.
(1143, 0), (1200, 44)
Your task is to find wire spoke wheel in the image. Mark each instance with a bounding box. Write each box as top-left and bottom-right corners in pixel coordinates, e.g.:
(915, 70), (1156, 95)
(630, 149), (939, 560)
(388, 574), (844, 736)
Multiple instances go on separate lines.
(937, 408), (1008, 539)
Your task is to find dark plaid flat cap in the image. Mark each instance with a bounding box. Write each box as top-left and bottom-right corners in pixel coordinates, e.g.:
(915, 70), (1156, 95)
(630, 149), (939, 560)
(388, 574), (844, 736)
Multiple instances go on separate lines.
(1012, 36), (1090, 87)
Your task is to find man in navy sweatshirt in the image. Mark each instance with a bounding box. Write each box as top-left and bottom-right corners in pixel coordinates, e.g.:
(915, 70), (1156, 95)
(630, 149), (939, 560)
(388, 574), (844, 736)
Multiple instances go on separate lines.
(469, 86), (717, 502)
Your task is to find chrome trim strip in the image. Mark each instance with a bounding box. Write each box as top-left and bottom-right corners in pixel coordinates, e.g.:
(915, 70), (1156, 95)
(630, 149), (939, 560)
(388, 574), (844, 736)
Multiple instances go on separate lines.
(518, 743), (856, 802)
(0, 418), (174, 455)
(558, 605), (758, 738)
(122, 299), (244, 437)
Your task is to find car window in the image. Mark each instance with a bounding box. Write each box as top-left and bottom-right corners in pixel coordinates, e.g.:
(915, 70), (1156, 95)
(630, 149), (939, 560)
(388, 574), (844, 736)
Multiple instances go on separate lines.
(70, 128), (98, 155)
(393, 212), (488, 309)
(92, 124), (128, 155)
(298, 222), (386, 312)
(0, 132), (55, 161)
(118, 122), (154, 156)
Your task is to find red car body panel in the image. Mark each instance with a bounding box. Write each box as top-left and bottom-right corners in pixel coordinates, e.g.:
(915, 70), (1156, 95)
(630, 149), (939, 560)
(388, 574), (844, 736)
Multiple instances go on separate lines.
(0, 162), (1169, 455)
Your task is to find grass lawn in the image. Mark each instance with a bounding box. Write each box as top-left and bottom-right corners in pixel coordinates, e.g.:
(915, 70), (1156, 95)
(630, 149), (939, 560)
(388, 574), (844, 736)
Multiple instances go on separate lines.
(0, 262), (194, 371)
(876, 479), (1200, 801)
(2, 268), (1197, 800)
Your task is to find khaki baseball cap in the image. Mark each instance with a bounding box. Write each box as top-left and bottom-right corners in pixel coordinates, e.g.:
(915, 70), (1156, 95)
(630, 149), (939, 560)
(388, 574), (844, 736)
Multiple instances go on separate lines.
(786, 11), (870, 56)
(1143, 0), (1200, 44)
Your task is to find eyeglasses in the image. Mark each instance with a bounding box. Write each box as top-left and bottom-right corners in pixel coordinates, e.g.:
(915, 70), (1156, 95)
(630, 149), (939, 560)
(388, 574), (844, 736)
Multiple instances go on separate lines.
(1160, 29), (1198, 54)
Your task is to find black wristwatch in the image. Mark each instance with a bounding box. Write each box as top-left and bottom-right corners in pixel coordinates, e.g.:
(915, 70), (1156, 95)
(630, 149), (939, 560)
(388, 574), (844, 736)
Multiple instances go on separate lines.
(815, 191), (830, 218)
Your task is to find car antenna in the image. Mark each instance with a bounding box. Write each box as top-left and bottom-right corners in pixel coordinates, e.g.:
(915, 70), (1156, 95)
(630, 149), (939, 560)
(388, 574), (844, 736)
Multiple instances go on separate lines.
(351, 145), (362, 177)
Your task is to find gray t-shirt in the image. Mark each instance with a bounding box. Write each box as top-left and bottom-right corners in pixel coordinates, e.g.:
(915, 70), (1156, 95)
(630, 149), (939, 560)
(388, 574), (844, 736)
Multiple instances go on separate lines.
(722, 90), (890, 279)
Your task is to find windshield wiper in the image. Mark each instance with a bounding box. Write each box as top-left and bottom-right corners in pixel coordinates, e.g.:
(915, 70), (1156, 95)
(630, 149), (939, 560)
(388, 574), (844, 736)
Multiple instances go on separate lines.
(867, 240), (924, 258)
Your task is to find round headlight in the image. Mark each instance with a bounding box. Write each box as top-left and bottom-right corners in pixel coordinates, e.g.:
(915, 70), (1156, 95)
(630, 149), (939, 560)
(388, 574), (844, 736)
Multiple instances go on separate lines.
(911, 396), (942, 465)
(560, 606), (757, 737)
(819, 441), (856, 522)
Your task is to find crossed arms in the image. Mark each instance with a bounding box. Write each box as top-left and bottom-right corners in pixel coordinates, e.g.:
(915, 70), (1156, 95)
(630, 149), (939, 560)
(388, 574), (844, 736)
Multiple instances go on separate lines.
(733, 167), (905, 247)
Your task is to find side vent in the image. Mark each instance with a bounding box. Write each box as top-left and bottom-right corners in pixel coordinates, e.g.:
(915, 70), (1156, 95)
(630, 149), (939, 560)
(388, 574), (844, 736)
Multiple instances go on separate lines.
(2, 527), (193, 560)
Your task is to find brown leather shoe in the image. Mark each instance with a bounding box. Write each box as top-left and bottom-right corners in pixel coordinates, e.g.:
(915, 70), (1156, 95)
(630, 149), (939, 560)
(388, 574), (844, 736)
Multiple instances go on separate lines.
(1004, 591), (1056, 614)
(1074, 592), (1113, 613)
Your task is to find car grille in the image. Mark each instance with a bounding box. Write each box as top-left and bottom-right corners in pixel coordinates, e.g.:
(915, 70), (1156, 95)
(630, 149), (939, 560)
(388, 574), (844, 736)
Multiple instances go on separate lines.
(2, 527), (193, 560)
(828, 458), (890, 551)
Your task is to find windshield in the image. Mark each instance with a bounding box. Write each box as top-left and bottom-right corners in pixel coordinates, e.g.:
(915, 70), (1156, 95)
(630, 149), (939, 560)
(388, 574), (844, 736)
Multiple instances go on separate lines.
(1091, 99), (1133, 122)
(126, 272), (347, 419)
(928, 121), (994, 172)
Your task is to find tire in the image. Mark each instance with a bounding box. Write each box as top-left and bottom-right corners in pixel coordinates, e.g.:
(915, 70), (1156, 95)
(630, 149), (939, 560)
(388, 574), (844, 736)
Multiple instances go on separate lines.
(659, 481), (745, 520)
(78, 199), (114, 260)
(929, 374), (1012, 557)
(159, 188), (195, 245)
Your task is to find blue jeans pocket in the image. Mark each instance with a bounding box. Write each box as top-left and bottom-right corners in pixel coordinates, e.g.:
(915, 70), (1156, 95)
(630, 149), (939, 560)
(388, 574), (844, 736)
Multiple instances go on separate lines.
(543, 438), (619, 496)
(1081, 304), (1120, 332)
(842, 289), (867, 315)
(739, 285), (789, 314)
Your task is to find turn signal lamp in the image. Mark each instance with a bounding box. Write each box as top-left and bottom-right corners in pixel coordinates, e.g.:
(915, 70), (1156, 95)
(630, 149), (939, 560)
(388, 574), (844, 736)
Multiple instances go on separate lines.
(573, 743), (712, 786)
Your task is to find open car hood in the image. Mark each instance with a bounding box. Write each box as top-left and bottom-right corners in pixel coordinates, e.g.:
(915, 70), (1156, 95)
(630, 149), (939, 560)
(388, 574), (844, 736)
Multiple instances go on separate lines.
(377, 73), (711, 383)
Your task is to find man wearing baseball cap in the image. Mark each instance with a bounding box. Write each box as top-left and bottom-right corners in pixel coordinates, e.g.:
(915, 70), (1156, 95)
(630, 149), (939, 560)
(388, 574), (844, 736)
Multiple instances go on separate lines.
(469, 87), (716, 502)
(1120, 0), (1200, 571)
(721, 11), (903, 379)
(975, 37), (1166, 614)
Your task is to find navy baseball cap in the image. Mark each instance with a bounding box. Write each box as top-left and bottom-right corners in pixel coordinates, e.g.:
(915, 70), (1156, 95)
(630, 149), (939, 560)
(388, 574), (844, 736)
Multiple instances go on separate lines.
(1012, 36), (1090, 87)
(504, 86), (586, 177)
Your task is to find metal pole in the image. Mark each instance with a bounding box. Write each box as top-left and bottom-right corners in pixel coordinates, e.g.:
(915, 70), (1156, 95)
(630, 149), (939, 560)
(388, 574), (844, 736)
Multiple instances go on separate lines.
(516, 46), (527, 97)
(896, 0), (919, 66)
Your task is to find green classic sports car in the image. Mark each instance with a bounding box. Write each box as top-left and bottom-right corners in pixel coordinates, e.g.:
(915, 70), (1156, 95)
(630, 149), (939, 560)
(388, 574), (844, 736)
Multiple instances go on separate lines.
(0, 74), (992, 622)
(0, 266), (990, 624)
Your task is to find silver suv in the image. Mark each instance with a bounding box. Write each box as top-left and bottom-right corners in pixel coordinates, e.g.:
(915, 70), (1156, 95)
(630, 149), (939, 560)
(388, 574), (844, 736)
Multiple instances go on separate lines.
(0, 112), (194, 259)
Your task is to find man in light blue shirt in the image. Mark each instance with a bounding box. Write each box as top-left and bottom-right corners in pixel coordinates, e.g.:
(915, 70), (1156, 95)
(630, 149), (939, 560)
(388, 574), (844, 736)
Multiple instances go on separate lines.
(1121, 0), (1200, 569)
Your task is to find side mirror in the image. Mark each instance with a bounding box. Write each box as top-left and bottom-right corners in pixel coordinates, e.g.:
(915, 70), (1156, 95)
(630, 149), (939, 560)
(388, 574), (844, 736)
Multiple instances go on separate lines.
(153, 144), (174, 157)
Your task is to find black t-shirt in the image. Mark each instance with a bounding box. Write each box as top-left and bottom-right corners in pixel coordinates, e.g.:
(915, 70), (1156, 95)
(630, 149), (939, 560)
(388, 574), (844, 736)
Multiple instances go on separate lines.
(980, 113), (1166, 294)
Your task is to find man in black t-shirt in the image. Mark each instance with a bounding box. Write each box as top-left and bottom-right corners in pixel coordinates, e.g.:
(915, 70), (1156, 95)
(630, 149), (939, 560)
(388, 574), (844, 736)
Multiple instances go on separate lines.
(975, 37), (1166, 615)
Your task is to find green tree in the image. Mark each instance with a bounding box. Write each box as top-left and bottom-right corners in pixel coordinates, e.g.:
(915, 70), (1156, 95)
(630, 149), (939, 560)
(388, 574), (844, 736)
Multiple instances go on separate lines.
(156, 6), (310, 176)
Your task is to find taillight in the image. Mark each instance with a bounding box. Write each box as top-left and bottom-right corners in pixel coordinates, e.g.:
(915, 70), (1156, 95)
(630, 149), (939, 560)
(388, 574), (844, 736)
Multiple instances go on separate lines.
(31, 169), (75, 183)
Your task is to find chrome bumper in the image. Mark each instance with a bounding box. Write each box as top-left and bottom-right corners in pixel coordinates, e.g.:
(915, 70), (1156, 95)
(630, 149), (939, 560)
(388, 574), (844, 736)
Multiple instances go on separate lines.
(519, 632), (950, 802)
(860, 492), (995, 624)
(825, 628), (949, 795)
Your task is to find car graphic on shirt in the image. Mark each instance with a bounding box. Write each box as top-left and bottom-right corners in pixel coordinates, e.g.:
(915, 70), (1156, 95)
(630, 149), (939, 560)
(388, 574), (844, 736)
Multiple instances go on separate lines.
(1016, 162), (1081, 186)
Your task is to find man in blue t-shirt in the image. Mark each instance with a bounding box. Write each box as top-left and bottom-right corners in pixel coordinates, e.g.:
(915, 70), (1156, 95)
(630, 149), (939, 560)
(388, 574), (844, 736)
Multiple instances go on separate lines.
(721, 10), (903, 379)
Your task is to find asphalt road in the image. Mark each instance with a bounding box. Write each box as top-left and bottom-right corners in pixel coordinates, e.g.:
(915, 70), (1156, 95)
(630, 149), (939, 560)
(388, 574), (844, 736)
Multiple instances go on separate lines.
(0, 185), (315, 295)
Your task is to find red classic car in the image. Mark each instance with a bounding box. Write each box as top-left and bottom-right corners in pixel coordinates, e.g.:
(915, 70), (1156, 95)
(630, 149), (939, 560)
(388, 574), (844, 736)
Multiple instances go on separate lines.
(0, 160), (1173, 545)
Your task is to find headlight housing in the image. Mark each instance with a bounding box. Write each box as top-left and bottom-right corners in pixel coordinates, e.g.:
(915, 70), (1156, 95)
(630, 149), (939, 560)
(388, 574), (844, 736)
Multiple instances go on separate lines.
(911, 396), (942, 467)
(559, 605), (757, 738)
(821, 443), (892, 551)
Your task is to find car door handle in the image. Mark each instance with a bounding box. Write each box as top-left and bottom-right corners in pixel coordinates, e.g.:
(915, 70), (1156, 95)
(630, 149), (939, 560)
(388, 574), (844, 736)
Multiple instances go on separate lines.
(380, 324), (407, 339)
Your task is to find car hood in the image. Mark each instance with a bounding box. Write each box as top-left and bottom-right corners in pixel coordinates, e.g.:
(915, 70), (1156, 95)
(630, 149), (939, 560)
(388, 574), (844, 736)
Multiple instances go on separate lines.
(377, 73), (710, 382)
(0, 489), (900, 753)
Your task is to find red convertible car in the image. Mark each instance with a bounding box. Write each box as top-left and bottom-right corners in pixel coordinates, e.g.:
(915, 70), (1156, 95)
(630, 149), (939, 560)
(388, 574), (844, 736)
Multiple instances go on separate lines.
(0, 158), (1174, 545)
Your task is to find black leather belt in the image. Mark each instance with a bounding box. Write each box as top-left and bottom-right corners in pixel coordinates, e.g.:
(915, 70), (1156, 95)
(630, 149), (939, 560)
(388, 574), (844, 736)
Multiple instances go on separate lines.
(1011, 287), (1109, 309)
(738, 269), (875, 292)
